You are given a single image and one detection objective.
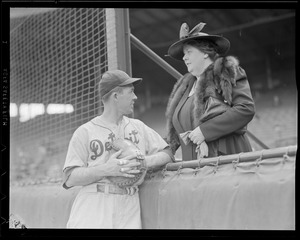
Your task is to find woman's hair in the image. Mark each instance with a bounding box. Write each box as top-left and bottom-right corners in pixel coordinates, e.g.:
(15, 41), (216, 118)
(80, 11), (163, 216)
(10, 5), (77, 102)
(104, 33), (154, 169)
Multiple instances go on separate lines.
(184, 39), (219, 61)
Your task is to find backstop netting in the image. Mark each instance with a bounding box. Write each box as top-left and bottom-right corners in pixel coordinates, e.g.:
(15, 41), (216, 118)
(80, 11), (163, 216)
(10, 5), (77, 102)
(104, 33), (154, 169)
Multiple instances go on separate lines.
(10, 8), (125, 183)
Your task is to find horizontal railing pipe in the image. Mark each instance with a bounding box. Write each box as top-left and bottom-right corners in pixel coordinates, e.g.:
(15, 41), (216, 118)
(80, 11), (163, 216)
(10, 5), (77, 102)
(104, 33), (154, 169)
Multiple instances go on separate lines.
(165, 145), (297, 171)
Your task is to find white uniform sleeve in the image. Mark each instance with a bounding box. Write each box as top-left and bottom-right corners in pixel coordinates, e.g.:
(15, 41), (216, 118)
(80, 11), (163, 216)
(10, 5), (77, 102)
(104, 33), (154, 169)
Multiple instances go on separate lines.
(140, 121), (169, 155)
(62, 126), (89, 186)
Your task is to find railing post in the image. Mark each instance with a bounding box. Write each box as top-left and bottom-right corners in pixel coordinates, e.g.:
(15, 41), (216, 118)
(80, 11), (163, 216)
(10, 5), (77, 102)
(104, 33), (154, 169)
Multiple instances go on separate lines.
(130, 33), (183, 80)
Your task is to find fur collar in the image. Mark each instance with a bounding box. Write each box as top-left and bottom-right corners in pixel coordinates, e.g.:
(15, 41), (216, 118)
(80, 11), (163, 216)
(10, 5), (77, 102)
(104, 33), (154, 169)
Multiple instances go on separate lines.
(165, 56), (241, 153)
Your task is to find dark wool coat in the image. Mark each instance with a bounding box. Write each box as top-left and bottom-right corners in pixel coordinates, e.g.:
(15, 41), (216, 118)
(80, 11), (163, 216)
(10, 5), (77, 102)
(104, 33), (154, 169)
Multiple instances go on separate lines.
(165, 56), (255, 160)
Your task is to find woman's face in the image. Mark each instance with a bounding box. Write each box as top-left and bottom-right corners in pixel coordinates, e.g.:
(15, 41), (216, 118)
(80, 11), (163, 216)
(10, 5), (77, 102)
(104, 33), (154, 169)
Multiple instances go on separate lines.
(183, 44), (206, 77)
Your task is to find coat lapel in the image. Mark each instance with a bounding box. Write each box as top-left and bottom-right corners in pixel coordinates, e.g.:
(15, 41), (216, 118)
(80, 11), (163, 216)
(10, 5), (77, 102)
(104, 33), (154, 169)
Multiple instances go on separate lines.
(173, 79), (195, 133)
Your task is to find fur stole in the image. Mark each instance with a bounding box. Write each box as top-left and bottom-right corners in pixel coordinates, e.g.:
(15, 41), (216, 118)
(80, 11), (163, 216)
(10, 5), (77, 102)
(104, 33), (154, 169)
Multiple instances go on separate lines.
(165, 56), (240, 153)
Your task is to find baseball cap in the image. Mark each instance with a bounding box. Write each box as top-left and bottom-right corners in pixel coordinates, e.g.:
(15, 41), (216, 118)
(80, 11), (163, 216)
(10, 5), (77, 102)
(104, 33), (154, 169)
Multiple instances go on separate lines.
(99, 70), (142, 99)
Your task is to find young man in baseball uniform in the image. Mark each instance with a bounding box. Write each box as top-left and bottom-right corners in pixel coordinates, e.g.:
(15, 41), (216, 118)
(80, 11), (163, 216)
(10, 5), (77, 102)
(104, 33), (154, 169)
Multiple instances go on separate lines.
(62, 70), (174, 229)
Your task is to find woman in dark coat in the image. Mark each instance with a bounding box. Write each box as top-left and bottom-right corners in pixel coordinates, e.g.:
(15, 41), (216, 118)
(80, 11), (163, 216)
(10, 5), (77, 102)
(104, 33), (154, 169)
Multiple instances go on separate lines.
(166, 22), (255, 161)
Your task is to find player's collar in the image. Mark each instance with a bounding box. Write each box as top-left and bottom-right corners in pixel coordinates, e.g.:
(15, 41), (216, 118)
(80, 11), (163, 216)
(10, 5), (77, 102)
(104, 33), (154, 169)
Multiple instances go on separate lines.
(92, 115), (129, 127)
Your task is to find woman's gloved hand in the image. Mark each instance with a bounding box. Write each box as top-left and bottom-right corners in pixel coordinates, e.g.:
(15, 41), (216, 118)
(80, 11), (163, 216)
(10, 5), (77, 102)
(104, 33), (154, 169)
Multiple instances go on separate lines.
(196, 141), (208, 158)
(189, 126), (205, 145)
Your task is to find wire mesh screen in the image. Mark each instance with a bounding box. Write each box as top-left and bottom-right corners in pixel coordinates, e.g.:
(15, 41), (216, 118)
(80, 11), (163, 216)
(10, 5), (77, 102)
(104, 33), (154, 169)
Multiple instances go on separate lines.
(10, 8), (119, 183)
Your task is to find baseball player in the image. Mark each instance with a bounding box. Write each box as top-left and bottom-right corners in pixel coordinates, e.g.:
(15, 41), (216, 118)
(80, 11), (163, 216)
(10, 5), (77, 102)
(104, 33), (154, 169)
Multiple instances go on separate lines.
(62, 70), (174, 229)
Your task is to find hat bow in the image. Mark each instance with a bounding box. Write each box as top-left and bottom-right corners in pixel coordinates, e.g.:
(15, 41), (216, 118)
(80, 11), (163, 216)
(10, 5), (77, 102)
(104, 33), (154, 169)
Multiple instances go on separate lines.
(179, 22), (207, 40)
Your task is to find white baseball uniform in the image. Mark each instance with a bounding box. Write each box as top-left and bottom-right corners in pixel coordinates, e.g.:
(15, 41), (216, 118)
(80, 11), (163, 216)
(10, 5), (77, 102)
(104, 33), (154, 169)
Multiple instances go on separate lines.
(62, 115), (169, 228)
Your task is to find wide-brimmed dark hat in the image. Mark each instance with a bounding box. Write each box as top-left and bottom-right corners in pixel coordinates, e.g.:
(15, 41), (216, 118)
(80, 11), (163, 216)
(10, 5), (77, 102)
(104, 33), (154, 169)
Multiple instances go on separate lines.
(168, 22), (230, 60)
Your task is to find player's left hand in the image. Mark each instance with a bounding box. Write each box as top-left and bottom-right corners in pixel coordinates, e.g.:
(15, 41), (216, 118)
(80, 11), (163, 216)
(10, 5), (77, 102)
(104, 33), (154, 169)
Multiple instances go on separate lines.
(118, 158), (141, 175)
(189, 126), (205, 145)
(117, 157), (137, 166)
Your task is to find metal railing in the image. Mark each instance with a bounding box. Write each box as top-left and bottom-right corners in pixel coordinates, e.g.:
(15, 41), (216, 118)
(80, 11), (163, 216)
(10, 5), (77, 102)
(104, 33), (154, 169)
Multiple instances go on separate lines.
(164, 145), (296, 171)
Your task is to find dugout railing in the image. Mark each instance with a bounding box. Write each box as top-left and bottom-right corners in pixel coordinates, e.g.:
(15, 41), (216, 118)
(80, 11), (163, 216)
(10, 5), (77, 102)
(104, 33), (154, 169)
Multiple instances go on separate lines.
(9, 145), (296, 229)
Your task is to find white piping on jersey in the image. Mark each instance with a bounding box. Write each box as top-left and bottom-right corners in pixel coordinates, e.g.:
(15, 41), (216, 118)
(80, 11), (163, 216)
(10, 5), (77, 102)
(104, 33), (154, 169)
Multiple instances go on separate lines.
(91, 118), (130, 139)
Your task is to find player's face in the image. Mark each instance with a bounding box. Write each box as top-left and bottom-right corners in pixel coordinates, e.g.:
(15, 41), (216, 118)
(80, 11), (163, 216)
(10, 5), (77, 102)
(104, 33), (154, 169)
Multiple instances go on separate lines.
(117, 84), (137, 115)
